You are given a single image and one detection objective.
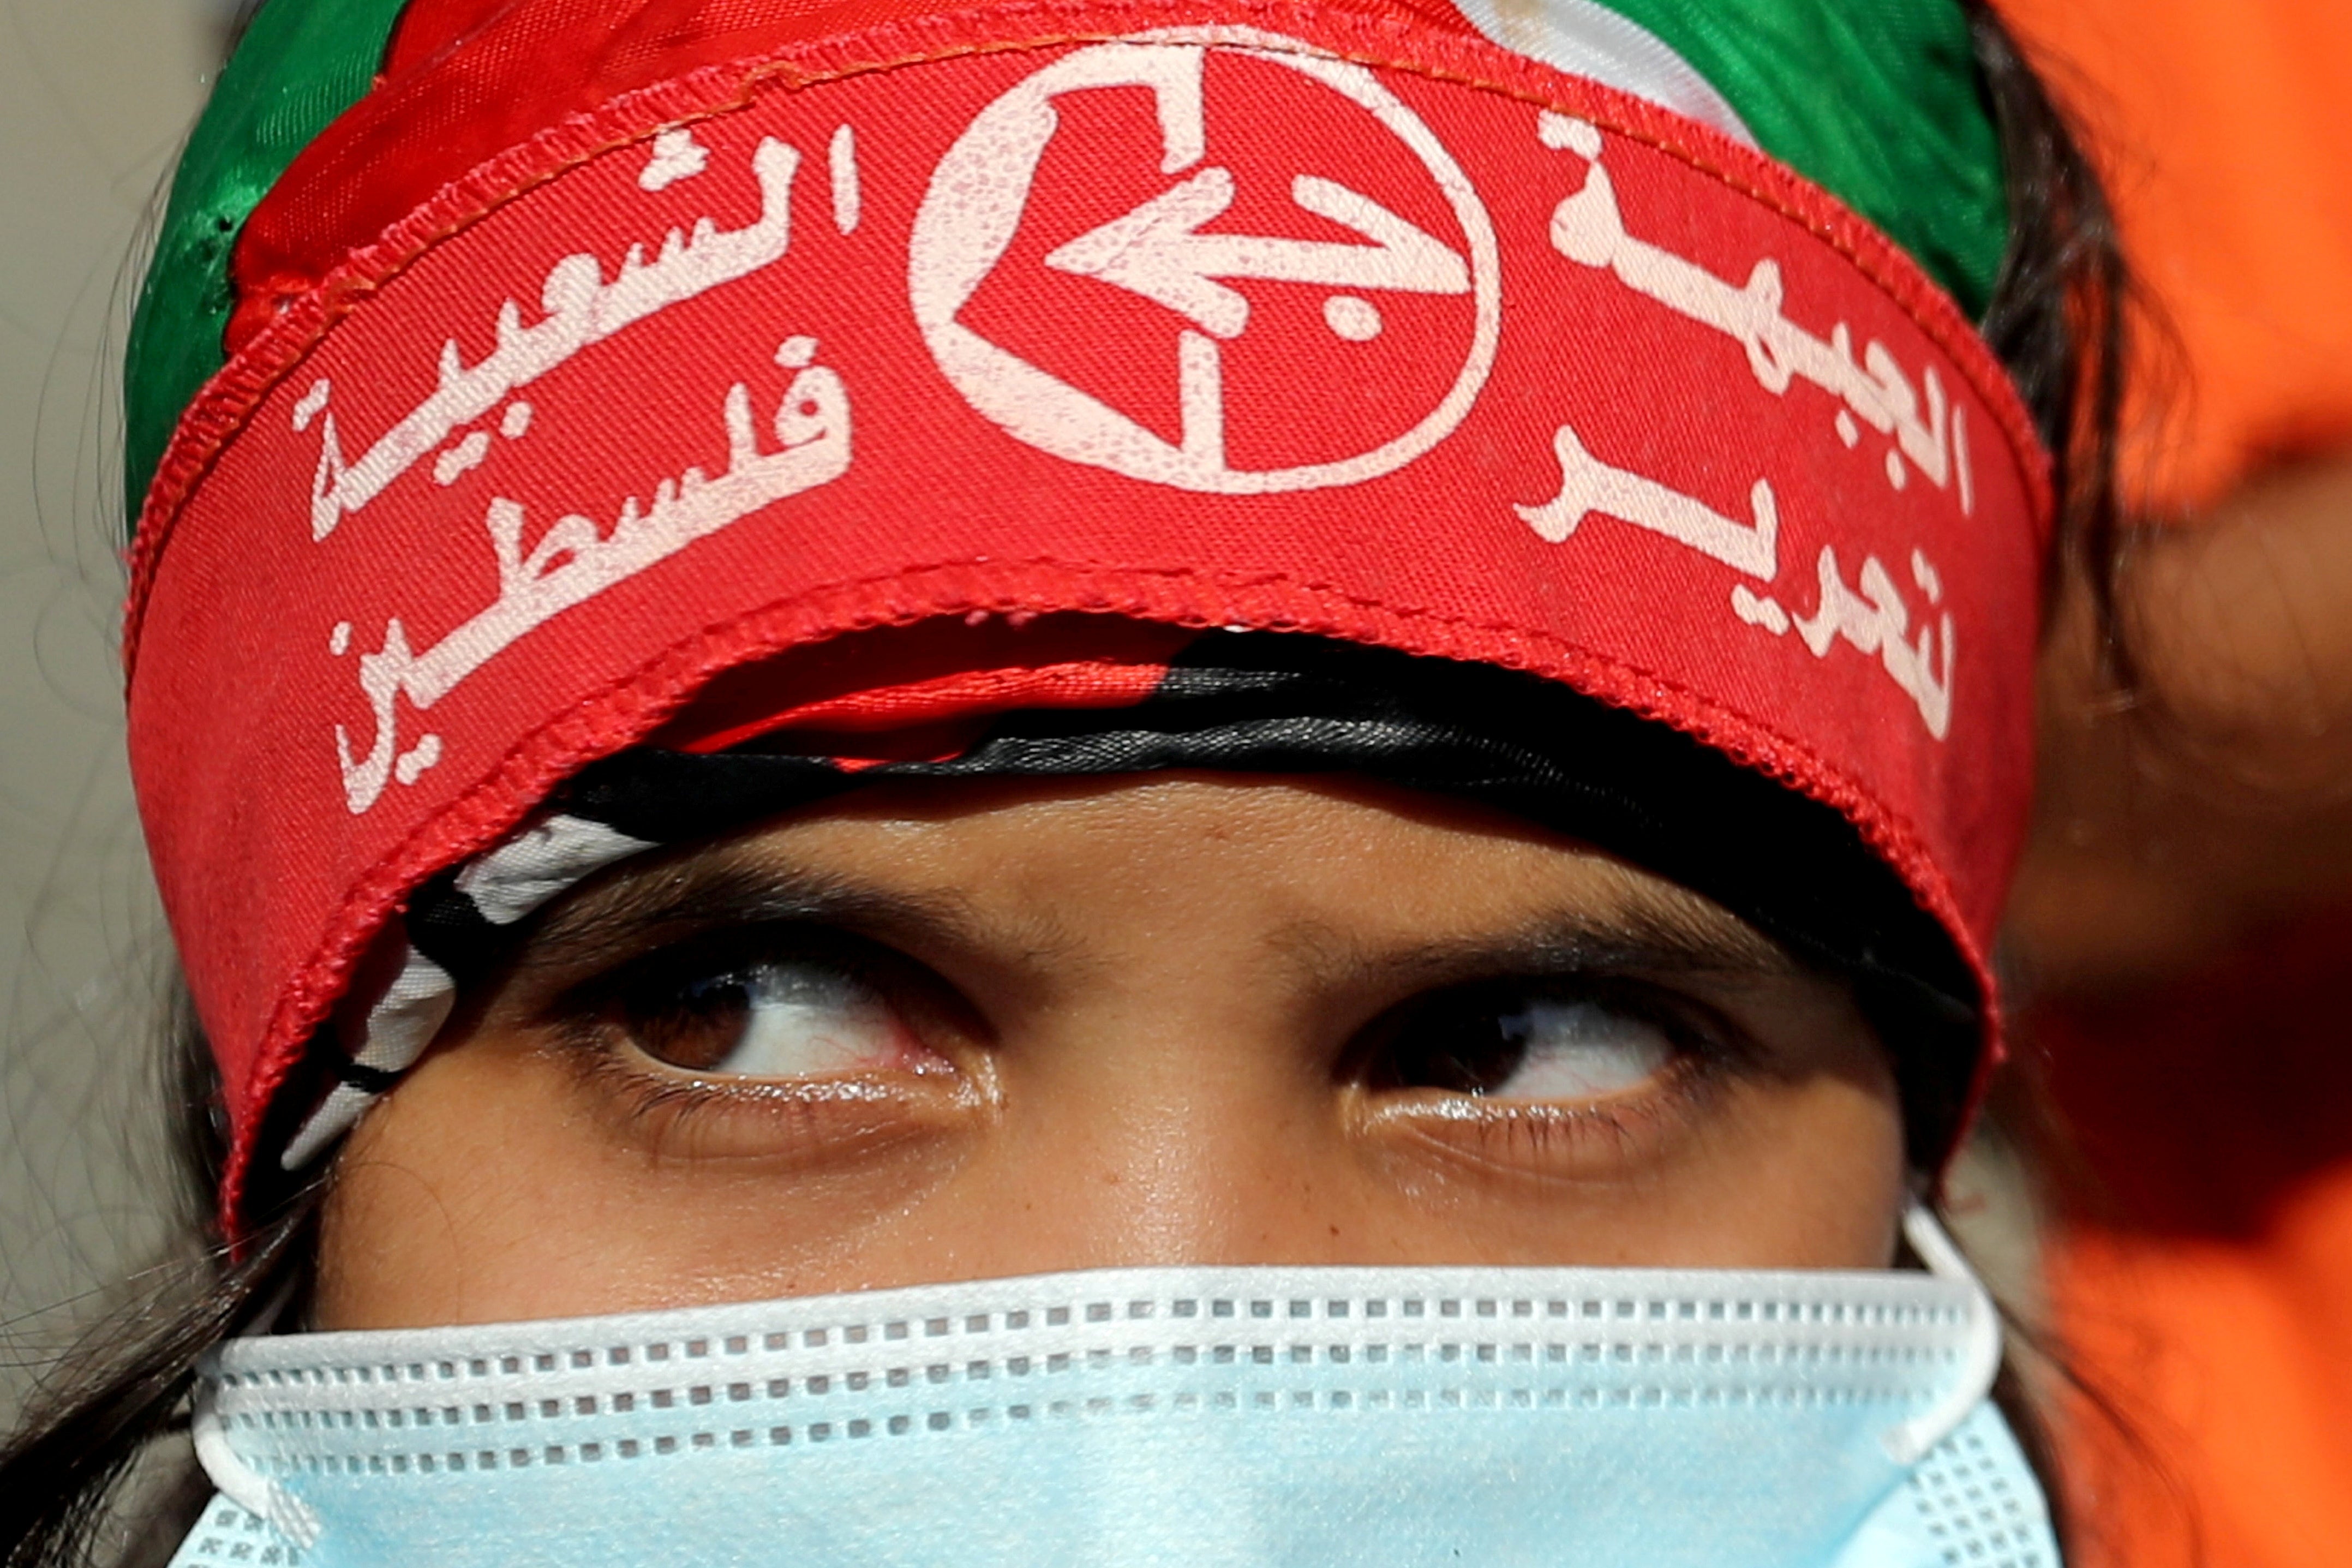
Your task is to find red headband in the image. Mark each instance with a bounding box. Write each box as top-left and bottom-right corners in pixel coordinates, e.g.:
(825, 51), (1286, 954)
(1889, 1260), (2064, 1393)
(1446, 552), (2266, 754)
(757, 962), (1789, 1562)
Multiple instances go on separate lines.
(126, 0), (2049, 1216)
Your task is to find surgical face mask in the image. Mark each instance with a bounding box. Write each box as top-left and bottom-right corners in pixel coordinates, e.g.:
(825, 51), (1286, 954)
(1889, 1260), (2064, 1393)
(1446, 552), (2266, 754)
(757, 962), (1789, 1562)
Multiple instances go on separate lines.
(171, 1212), (2056, 1568)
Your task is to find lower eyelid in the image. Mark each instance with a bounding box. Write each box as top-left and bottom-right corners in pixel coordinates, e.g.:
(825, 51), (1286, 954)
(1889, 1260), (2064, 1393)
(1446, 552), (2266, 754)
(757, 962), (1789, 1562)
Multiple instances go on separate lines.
(1360, 1056), (1722, 1168)
(559, 1031), (984, 1165)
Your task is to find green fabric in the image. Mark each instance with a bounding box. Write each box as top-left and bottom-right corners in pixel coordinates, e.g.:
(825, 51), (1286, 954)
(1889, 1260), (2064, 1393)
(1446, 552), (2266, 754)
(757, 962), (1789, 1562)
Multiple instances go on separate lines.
(123, 0), (407, 514)
(123, 0), (2006, 516)
(1604, 0), (2005, 320)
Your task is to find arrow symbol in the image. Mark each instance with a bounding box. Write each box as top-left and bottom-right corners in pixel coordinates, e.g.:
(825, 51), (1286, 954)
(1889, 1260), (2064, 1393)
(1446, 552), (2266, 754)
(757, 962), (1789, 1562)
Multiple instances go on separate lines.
(1044, 166), (1471, 338)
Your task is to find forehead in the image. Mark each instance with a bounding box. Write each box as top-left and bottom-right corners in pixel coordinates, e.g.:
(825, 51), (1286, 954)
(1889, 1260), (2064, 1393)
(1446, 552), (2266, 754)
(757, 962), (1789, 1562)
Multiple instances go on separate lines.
(529, 772), (1797, 975)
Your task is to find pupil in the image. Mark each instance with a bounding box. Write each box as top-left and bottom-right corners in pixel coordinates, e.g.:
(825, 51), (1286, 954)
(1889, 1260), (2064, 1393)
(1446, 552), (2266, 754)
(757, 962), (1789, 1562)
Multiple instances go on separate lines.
(1408, 1004), (1533, 1095)
(631, 972), (754, 1072)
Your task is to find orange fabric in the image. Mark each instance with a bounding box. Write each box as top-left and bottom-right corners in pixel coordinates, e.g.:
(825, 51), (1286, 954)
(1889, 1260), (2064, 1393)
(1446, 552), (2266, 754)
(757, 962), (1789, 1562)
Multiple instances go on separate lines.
(2052, 1199), (2352, 1567)
(2002, 0), (2352, 514)
(1991, 2), (2352, 1561)
(2031, 911), (2352, 1566)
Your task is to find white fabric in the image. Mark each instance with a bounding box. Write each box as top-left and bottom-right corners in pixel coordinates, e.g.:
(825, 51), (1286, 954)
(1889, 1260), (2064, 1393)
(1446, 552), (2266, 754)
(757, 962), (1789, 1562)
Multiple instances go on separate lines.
(282, 813), (651, 1170)
(451, 814), (654, 926)
(1443, 0), (1754, 146)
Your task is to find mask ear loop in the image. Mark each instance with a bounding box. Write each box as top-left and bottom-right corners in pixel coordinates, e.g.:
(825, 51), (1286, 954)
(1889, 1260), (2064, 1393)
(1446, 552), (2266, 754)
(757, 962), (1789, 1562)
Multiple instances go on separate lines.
(1880, 1205), (2005, 1465)
(188, 1276), (326, 1548)
(191, 1380), (327, 1548)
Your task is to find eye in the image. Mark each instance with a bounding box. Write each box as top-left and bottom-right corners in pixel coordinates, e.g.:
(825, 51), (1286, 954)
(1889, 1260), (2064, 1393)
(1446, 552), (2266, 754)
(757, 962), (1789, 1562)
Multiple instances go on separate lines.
(607, 941), (939, 1079)
(1375, 982), (1686, 1102)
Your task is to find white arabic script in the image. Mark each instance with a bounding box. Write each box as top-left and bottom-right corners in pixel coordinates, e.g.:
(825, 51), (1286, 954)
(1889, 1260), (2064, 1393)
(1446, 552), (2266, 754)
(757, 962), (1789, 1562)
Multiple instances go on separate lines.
(1517, 112), (1959, 740)
(1518, 422), (1778, 579)
(299, 137), (803, 543)
(641, 129), (711, 191)
(1732, 547), (1953, 738)
(1539, 111), (1968, 508)
(334, 349), (852, 815)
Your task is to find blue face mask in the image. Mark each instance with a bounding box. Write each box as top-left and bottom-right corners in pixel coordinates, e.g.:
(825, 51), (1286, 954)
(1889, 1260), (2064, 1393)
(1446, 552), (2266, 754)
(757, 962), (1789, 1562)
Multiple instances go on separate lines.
(171, 1211), (2055, 1568)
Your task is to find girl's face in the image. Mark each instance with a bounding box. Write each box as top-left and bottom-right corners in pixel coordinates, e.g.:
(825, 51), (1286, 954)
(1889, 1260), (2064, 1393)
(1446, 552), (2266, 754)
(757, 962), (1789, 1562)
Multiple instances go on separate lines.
(315, 775), (1906, 1330)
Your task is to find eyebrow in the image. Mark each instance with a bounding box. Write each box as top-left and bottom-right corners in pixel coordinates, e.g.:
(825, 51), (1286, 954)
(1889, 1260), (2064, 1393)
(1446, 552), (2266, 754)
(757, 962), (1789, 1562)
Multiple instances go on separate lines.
(513, 851), (989, 977)
(522, 835), (1797, 994)
(1268, 892), (1802, 994)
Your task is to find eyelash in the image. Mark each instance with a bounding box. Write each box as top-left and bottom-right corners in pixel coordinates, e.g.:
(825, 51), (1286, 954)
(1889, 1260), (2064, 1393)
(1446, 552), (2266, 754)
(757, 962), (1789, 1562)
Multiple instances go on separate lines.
(562, 1048), (929, 1150)
(1357, 975), (1740, 1084)
(1373, 1057), (1722, 1168)
(1351, 977), (1745, 1169)
(540, 923), (1758, 1162)
(561, 925), (945, 1038)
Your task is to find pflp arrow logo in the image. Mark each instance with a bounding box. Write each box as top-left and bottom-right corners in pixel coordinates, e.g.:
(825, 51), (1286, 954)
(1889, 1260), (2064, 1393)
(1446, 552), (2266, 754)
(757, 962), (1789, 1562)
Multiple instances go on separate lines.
(909, 29), (1501, 493)
(1043, 166), (1472, 339)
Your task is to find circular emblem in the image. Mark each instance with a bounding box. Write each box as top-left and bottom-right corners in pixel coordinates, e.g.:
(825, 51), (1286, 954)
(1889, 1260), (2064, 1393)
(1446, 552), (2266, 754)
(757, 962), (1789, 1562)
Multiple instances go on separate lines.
(909, 32), (1501, 493)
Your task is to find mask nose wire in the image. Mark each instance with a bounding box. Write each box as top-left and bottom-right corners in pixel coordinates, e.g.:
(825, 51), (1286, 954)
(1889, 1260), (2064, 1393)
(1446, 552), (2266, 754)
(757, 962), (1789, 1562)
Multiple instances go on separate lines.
(1880, 1205), (2006, 1465)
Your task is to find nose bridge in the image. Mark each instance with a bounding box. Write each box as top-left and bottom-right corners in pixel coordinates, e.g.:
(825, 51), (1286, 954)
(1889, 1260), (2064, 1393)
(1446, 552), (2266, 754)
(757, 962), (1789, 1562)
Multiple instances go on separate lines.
(933, 782), (1401, 1268)
(990, 936), (1354, 1267)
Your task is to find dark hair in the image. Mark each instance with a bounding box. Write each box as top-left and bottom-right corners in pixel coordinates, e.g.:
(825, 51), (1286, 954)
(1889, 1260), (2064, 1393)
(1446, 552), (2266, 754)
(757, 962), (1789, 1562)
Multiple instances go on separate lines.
(1, 2), (2129, 1561)
(1962, 0), (2130, 645)
(1, 996), (321, 1567)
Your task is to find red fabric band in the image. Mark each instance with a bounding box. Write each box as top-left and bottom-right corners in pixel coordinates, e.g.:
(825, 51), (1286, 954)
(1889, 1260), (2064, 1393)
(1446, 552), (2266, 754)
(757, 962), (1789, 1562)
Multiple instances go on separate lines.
(125, 0), (2049, 1216)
